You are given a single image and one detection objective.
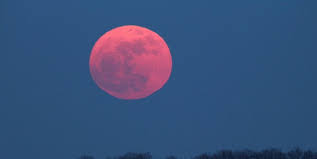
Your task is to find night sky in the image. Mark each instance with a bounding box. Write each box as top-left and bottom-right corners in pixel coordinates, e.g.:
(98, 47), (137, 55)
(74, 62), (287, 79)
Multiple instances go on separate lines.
(1, 1), (317, 159)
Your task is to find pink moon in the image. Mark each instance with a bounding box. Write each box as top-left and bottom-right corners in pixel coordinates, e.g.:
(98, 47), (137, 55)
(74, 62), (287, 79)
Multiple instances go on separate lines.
(89, 25), (172, 100)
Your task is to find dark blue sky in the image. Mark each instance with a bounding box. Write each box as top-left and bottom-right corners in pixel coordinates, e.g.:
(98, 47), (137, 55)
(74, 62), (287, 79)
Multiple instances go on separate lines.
(1, 1), (317, 159)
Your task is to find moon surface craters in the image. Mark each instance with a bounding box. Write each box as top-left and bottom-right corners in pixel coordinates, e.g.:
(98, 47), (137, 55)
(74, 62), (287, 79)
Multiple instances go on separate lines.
(89, 25), (172, 99)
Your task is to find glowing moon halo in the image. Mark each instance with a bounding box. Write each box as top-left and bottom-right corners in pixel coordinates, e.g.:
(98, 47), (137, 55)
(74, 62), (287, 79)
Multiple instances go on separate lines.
(89, 25), (172, 100)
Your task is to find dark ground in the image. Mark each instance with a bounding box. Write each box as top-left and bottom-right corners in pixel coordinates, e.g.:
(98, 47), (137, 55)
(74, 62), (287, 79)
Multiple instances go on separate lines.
(79, 148), (317, 159)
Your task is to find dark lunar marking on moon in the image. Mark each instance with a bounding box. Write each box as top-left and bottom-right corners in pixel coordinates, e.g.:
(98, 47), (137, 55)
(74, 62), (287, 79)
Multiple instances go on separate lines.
(99, 53), (121, 77)
(101, 39), (152, 94)
(103, 79), (129, 93)
(131, 40), (147, 55)
(145, 35), (159, 45)
(116, 41), (131, 55)
(115, 40), (147, 56)
(94, 48), (148, 94)
(129, 73), (148, 92)
(100, 72), (148, 94)
(90, 26), (172, 99)
(123, 61), (134, 74)
(152, 49), (159, 55)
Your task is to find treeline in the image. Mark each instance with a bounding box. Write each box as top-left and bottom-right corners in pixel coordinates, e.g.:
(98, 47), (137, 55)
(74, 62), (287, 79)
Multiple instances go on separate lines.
(79, 148), (317, 159)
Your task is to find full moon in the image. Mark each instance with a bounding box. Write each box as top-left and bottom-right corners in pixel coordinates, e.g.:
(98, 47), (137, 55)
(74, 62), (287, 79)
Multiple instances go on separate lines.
(89, 25), (172, 100)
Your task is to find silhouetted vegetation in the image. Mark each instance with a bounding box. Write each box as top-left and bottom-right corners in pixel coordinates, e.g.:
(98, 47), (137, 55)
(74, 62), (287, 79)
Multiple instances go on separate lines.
(78, 148), (317, 159)
(79, 155), (95, 159)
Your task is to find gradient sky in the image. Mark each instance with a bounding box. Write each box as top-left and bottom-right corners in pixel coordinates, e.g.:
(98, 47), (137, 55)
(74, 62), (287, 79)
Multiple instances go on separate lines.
(1, 1), (317, 159)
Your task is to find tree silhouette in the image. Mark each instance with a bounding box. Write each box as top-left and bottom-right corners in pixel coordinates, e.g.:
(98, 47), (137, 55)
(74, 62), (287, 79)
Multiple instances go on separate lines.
(191, 148), (317, 159)
(79, 155), (95, 159)
(166, 155), (178, 159)
(78, 148), (317, 159)
(288, 148), (303, 159)
(194, 153), (213, 159)
(118, 152), (152, 159)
